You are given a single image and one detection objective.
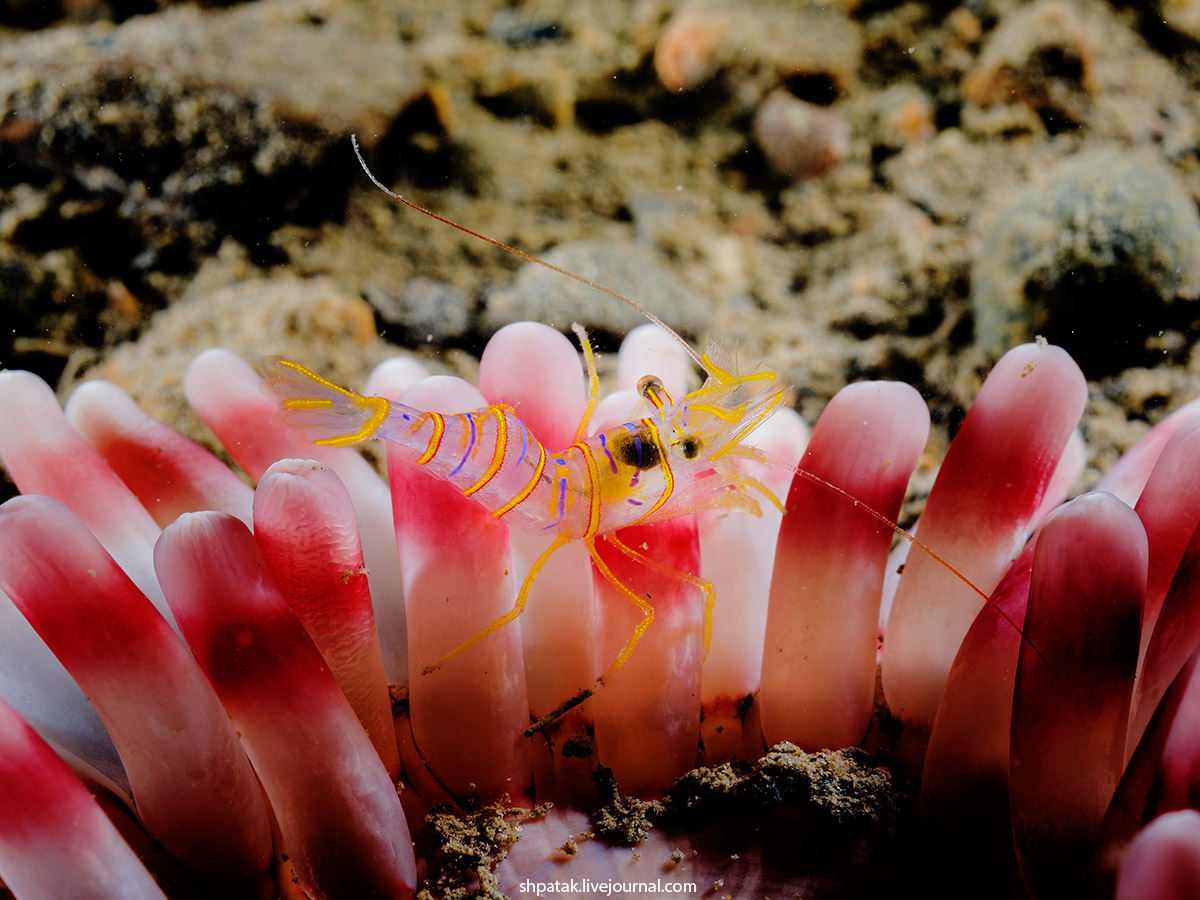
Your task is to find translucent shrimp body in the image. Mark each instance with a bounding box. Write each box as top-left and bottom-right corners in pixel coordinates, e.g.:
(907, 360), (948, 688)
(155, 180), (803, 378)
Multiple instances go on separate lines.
(263, 351), (788, 541)
(261, 342), (790, 723)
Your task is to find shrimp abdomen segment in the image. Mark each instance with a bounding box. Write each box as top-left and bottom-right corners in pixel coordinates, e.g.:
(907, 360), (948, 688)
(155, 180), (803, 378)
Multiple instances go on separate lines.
(390, 406), (581, 533)
(262, 358), (593, 534)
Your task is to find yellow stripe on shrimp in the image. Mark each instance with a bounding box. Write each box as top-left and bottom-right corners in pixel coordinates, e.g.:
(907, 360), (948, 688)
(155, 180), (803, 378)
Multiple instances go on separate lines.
(636, 417), (675, 522)
(572, 440), (602, 537)
(415, 412), (446, 466)
(490, 440), (546, 520)
(463, 408), (509, 496)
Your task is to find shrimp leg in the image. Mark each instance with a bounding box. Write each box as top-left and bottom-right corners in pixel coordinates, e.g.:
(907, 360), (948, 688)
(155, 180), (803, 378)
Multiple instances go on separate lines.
(585, 535), (656, 681)
(529, 527), (714, 737)
(421, 531), (573, 674)
(602, 530), (717, 660)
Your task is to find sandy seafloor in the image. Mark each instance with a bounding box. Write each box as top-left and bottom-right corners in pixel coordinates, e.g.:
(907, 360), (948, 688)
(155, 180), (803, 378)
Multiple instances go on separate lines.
(4, 0), (1200, 897)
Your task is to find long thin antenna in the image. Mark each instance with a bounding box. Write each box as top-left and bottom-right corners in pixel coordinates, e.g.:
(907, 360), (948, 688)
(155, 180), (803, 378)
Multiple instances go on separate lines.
(752, 446), (1033, 647)
(349, 134), (1041, 662)
(350, 134), (705, 369)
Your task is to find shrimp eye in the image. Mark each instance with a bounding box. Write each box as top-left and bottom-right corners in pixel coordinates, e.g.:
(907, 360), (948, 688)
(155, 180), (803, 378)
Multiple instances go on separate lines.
(637, 375), (674, 410)
(679, 434), (702, 459)
(637, 375), (663, 399)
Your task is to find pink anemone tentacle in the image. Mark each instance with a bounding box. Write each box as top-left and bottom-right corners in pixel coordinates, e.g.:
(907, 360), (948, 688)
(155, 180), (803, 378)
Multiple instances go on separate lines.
(388, 375), (533, 803)
(698, 403), (807, 763)
(154, 512), (417, 900)
(183, 349), (410, 682)
(65, 379), (254, 527)
(882, 341), (1087, 735)
(1010, 492), (1145, 900)
(0, 495), (274, 891)
(586, 389), (703, 798)
(761, 381), (929, 752)
(0, 695), (169, 900)
(478, 322), (598, 803)
(253, 459), (400, 778)
(0, 370), (167, 623)
(1115, 809), (1200, 900)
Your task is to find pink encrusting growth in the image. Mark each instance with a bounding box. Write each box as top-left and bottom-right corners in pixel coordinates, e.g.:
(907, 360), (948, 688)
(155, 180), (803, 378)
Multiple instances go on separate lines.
(0, 495), (274, 892)
(0, 695), (168, 900)
(1010, 493), (1145, 900)
(154, 512), (417, 900)
(761, 381), (929, 752)
(388, 376), (533, 803)
(882, 342), (1088, 732)
(253, 459), (401, 777)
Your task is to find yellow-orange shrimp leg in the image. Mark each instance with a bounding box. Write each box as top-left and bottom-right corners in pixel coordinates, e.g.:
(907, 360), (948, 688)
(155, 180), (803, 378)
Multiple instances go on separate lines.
(585, 535), (657, 681)
(421, 531), (573, 674)
(526, 530), (714, 738)
(517, 534), (657, 736)
(602, 530), (717, 661)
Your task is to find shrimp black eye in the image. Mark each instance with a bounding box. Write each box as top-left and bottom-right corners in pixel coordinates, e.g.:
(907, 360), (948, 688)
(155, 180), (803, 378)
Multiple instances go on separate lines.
(679, 434), (702, 459)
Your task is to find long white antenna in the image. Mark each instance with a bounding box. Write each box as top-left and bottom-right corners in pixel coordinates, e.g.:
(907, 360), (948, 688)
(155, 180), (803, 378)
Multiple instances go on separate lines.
(350, 134), (705, 369)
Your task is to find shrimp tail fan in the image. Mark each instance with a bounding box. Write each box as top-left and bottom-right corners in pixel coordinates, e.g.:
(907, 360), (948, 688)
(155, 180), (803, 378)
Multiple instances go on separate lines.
(258, 356), (389, 447)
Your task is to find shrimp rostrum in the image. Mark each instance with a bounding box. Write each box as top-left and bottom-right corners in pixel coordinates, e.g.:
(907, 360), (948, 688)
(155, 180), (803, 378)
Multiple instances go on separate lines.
(261, 331), (791, 701)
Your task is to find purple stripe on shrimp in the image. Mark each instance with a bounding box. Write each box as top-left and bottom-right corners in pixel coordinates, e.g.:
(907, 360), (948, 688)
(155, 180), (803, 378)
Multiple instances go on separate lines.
(556, 476), (567, 521)
(598, 433), (618, 474)
(449, 412), (476, 477)
(515, 418), (529, 466)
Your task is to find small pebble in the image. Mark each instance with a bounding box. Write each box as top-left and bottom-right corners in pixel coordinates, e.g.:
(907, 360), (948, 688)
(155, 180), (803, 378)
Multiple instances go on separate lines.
(654, 6), (731, 92)
(753, 88), (850, 181)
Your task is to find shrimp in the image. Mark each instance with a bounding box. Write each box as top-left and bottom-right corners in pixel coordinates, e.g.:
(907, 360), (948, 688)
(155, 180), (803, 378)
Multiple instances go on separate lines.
(261, 321), (793, 721)
(262, 136), (1009, 729)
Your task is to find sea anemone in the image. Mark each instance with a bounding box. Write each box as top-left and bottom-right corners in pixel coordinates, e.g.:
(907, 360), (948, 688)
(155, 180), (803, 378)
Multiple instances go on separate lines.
(2, 321), (1200, 899)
